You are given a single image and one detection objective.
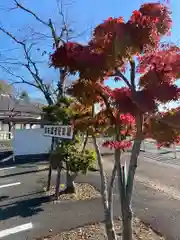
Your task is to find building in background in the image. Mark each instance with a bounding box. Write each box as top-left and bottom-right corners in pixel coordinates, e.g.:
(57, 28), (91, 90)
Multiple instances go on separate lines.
(0, 93), (43, 137)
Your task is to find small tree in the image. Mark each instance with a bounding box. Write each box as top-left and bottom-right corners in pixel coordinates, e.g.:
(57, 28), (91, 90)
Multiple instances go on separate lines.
(43, 96), (73, 193)
(51, 2), (180, 239)
(50, 136), (96, 197)
(43, 96), (96, 198)
(68, 80), (135, 239)
(19, 90), (30, 102)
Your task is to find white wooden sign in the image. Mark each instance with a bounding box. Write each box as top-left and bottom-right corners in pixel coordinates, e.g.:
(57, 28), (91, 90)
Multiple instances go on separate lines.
(44, 125), (74, 139)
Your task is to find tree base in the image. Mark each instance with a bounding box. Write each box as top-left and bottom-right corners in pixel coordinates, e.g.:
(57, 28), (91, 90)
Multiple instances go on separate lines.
(60, 186), (76, 194)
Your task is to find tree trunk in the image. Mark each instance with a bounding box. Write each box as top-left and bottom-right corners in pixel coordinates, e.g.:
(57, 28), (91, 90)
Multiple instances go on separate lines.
(65, 171), (76, 194)
(47, 137), (55, 190)
(82, 131), (88, 152)
(108, 162), (117, 214)
(44, 92), (53, 105)
(117, 114), (142, 240)
(92, 135), (117, 240)
(105, 208), (117, 240)
(55, 165), (61, 199)
(115, 149), (133, 240)
(114, 125), (133, 240)
(106, 163), (117, 240)
(122, 203), (133, 240)
(120, 135), (141, 240)
(126, 115), (142, 204)
(47, 163), (52, 191)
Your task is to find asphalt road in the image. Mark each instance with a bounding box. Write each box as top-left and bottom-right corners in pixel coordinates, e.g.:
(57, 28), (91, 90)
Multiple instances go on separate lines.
(102, 153), (180, 240)
(88, 138), (180, 164)
(1, 150), (180, 239)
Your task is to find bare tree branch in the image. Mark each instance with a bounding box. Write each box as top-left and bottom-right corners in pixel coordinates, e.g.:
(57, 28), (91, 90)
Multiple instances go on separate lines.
(13, 0), (66, 47)
(0, 25), (49, 91)
(0, 64), (38, 88)
(13, 0), (48, 27)
(0, 0), (78, 105)
(0, 26), (24, 46)
(56, 0), (70, 42)
(114, 68), (132, 89)
(130, 60), (136, 90)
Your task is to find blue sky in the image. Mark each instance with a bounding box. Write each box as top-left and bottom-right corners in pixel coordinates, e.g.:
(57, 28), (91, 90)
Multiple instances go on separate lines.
(0, 0), (179, 103)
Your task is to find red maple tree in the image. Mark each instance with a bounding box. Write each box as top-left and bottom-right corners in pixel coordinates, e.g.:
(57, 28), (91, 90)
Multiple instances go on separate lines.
(51, 2), (180, 240)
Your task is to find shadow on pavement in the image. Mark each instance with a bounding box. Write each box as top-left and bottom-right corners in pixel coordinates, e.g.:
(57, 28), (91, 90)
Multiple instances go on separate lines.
(0, 191), (45, 205)
(0, 195), (50, 221)
(160, 151), (173, 155)
(0, 196), (9, 201)
(160, 149), (180, 155)
(0, 154), (49, 167)
(0, 168), (48, 179)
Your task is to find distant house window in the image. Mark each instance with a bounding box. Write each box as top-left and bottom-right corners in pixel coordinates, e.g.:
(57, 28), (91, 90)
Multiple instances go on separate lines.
(15, 124), (21, 129)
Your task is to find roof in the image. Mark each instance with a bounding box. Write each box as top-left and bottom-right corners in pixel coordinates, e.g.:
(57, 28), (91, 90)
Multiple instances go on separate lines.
(0, 94), (42, 115)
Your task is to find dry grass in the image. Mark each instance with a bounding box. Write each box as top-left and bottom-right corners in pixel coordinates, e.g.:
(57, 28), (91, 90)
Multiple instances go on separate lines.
(40, 218), (164, 240)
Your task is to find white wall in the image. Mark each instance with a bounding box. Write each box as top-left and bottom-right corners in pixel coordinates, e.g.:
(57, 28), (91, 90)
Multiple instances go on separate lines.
(31, 124), (40, 129)
(15, 123), (22, 129)
(26, 124), (31, 129)
(13, 128), (52, 156)
(3, 123), (9, 131)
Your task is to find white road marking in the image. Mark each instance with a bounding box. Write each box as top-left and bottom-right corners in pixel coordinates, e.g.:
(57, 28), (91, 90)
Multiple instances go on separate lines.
(1, 155), (14, 163)
(0, 222), (33, 238)
(0, 166), (16, 171)
(0, 182), (21, 189)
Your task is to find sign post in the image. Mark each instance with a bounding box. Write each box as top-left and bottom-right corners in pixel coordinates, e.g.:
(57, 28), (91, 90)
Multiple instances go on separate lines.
(44, 124), (74, 192)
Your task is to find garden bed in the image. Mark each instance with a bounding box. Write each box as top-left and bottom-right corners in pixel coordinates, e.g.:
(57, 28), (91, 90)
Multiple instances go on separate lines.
(40, 218), (164, 239)
(44, 183), (101, 202)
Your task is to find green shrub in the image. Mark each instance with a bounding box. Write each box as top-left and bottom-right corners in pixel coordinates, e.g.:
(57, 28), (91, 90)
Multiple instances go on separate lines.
(49, 138), (96, 175)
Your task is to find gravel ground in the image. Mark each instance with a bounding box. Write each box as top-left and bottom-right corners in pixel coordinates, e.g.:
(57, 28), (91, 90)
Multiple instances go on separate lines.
(40, 218), (164, 240)
(39, 184), (163, 240)
(44, 183), (101, 202)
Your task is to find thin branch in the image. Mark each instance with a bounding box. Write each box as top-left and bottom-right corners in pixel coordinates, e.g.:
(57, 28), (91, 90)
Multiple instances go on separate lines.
(130, 60), (136, 90)
(0, 25), (53, 103)
(48, 19), (60, 48)
(0, 57), (44, 66)
(28, 29), (52, 40)
(13, 0), (66, 47)
(114, 69), (132, 89)
(0, 26), (24, 46)
(0, 47), (20, 53)
(27, 42), (37, 54)
(108, 162), (117, 213)
(56, 0), (69, 41)
(97, 90), (115, 124)
(0, 0), (73, 105)
(0, 27), (42, 85)
(0, 64), (38, 88)
(13, 0), (48, 26)
(0, 61), (25, 66)
(0, 26), (38, 74)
